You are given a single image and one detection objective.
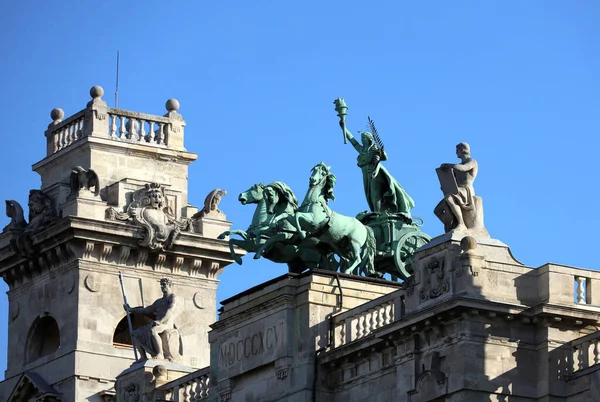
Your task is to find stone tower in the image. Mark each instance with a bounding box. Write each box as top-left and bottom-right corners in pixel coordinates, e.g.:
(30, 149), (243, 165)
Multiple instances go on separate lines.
(0, 86), (237, 401)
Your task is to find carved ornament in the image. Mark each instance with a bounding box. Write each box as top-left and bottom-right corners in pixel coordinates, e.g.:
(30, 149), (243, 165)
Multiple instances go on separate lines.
(106, 183), (190, 250)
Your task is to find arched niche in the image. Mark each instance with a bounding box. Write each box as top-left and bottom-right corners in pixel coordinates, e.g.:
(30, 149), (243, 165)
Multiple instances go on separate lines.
(26, 315), (60, 363)
(113, 313), (152, 347)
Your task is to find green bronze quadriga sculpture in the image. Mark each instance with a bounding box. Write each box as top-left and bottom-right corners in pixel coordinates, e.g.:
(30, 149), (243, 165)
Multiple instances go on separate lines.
(218, 98), (431, 282)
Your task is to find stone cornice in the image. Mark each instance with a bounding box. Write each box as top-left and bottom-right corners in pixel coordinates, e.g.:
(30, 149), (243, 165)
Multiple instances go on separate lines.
(32, 135), (197, 173)
(0, 216), (240, 289)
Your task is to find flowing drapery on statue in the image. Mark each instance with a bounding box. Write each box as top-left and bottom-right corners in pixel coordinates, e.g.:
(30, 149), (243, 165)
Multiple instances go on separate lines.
(333, 99), (414, 217)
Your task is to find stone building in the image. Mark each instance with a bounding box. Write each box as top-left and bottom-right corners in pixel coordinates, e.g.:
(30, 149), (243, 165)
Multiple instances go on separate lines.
(1, 87), (600, 402)
(0, 86), (238, 401)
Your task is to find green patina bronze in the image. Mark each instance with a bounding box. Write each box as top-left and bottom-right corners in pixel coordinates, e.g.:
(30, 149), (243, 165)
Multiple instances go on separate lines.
(221, 98), (431, 281)
(218, 183), (338, 274)
(256, 163), (376, 275)
(334, 98), (414, 216)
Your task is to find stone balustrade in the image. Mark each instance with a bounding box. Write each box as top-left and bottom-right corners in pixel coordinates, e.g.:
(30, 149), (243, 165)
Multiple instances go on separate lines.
(569, 331), (600, 377)
(45, 85), (184, 155)
(107, 108), (170, 145)
(332, 289), (405, 348)
(158, 366), (210, 401)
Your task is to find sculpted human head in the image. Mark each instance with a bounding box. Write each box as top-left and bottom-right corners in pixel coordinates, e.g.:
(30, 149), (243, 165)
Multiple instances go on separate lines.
(145, 185), (164, 209)
(27, 190), (53, 221)
(456, 142), (470, 158)
(160, 278), (173, 294)
(361, 132), (374, 146)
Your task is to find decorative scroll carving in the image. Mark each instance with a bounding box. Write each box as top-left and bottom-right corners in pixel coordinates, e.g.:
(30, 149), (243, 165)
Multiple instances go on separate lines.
(106, 183), (190, 250)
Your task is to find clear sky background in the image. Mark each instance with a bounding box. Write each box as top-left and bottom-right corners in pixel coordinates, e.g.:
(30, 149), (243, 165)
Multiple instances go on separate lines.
(0, 1), (598, 379)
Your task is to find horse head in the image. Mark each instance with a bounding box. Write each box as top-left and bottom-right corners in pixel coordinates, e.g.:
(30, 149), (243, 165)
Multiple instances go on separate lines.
(309, 162), (337, 201)
(239, 183), (265, 205)
(264, 182), (298, 215)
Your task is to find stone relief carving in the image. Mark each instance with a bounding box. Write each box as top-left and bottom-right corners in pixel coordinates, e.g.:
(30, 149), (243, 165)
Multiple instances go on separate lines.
(8, 190), (58, 256)
(123, 278), (183, 362)
(70, 166), (100, 197)
(419, 257), (449, 302)
(106, 183), (190, 250)
(121, 382), (140, 402)
(193, 188), (227, 219)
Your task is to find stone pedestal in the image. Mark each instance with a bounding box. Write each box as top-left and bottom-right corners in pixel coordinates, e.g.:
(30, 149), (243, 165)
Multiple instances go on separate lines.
(115, 360), (194, 402)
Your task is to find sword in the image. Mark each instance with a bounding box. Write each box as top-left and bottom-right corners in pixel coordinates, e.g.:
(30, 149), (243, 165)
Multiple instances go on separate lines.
(119, 271), (139, 361)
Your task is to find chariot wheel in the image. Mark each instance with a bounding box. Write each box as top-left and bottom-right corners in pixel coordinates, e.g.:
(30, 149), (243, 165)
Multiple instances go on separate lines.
(393, 230), (431, 280)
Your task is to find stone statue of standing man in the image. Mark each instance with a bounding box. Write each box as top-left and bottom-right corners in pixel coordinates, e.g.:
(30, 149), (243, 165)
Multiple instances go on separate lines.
(123, 278), (183, 362)
(434, 142), (488, 236)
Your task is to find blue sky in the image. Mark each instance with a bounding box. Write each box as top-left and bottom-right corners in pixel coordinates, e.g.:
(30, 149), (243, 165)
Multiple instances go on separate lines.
(0, 1), (598, 378)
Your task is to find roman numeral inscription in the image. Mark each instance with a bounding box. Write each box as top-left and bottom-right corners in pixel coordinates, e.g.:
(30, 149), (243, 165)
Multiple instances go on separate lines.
(218, 320), (286, 376)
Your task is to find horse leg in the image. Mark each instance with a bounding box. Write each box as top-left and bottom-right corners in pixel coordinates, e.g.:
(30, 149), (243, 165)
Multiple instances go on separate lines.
(229, 238), (252, 265)
(343, 239), (363, 275)
(255, 233), (287, 259)
(294, 212), (313, 239)
(218, 229), (248, 240)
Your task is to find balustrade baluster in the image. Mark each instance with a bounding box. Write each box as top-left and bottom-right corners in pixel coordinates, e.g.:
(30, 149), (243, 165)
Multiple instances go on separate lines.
(170, 384), (179, 401)
(357, 315), (365, 339)
(53, 131), (60, 152)
(576, 277), (586, 304)
(182, 380), (191, 402)
(119, 116), (126, 139)
(77, 119), (84, 139)
(60, 128), (67, 150)
(364, 312), (371, 335)
(110, 114), (117, 138)
(72, 122), (78, 142)
(578, 345), (584, 371)
(339, 320), (346, 346)
(157, 122), (165, 145)
(204, 375), (211, 398)
(371, 309), (378, 331)
(139, 119), (146, 142)
(148, 121), (155, 142)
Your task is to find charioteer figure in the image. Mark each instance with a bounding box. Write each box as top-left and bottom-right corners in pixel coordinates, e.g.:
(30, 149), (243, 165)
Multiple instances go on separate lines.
(334, 98), (414, 218)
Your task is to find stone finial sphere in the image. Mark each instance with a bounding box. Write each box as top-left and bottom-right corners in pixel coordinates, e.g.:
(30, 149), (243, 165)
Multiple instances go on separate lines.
(153, 365), (168, 379)
(165, 98), (180, 112)
(90, 85), (104, 99)
(50, 108), (65, 121)
(460, 236), (477, 252)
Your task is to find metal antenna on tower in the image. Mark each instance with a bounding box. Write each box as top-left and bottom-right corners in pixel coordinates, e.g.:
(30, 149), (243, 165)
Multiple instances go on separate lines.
(115, 50), (120, 108)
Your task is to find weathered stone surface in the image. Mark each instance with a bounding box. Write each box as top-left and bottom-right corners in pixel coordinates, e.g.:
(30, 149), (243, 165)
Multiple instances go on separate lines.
(0, 86), (236, 402)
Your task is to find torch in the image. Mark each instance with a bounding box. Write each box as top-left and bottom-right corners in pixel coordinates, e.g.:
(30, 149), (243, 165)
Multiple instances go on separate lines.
(333, 98), (348, 144)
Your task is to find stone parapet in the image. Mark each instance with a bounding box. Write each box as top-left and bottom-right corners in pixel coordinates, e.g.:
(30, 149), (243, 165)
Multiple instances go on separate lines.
(208, 270), (401, 402)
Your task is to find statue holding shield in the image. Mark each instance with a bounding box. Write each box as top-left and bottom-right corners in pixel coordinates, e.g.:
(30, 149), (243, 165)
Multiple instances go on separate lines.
(434, 142), (488, 236)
